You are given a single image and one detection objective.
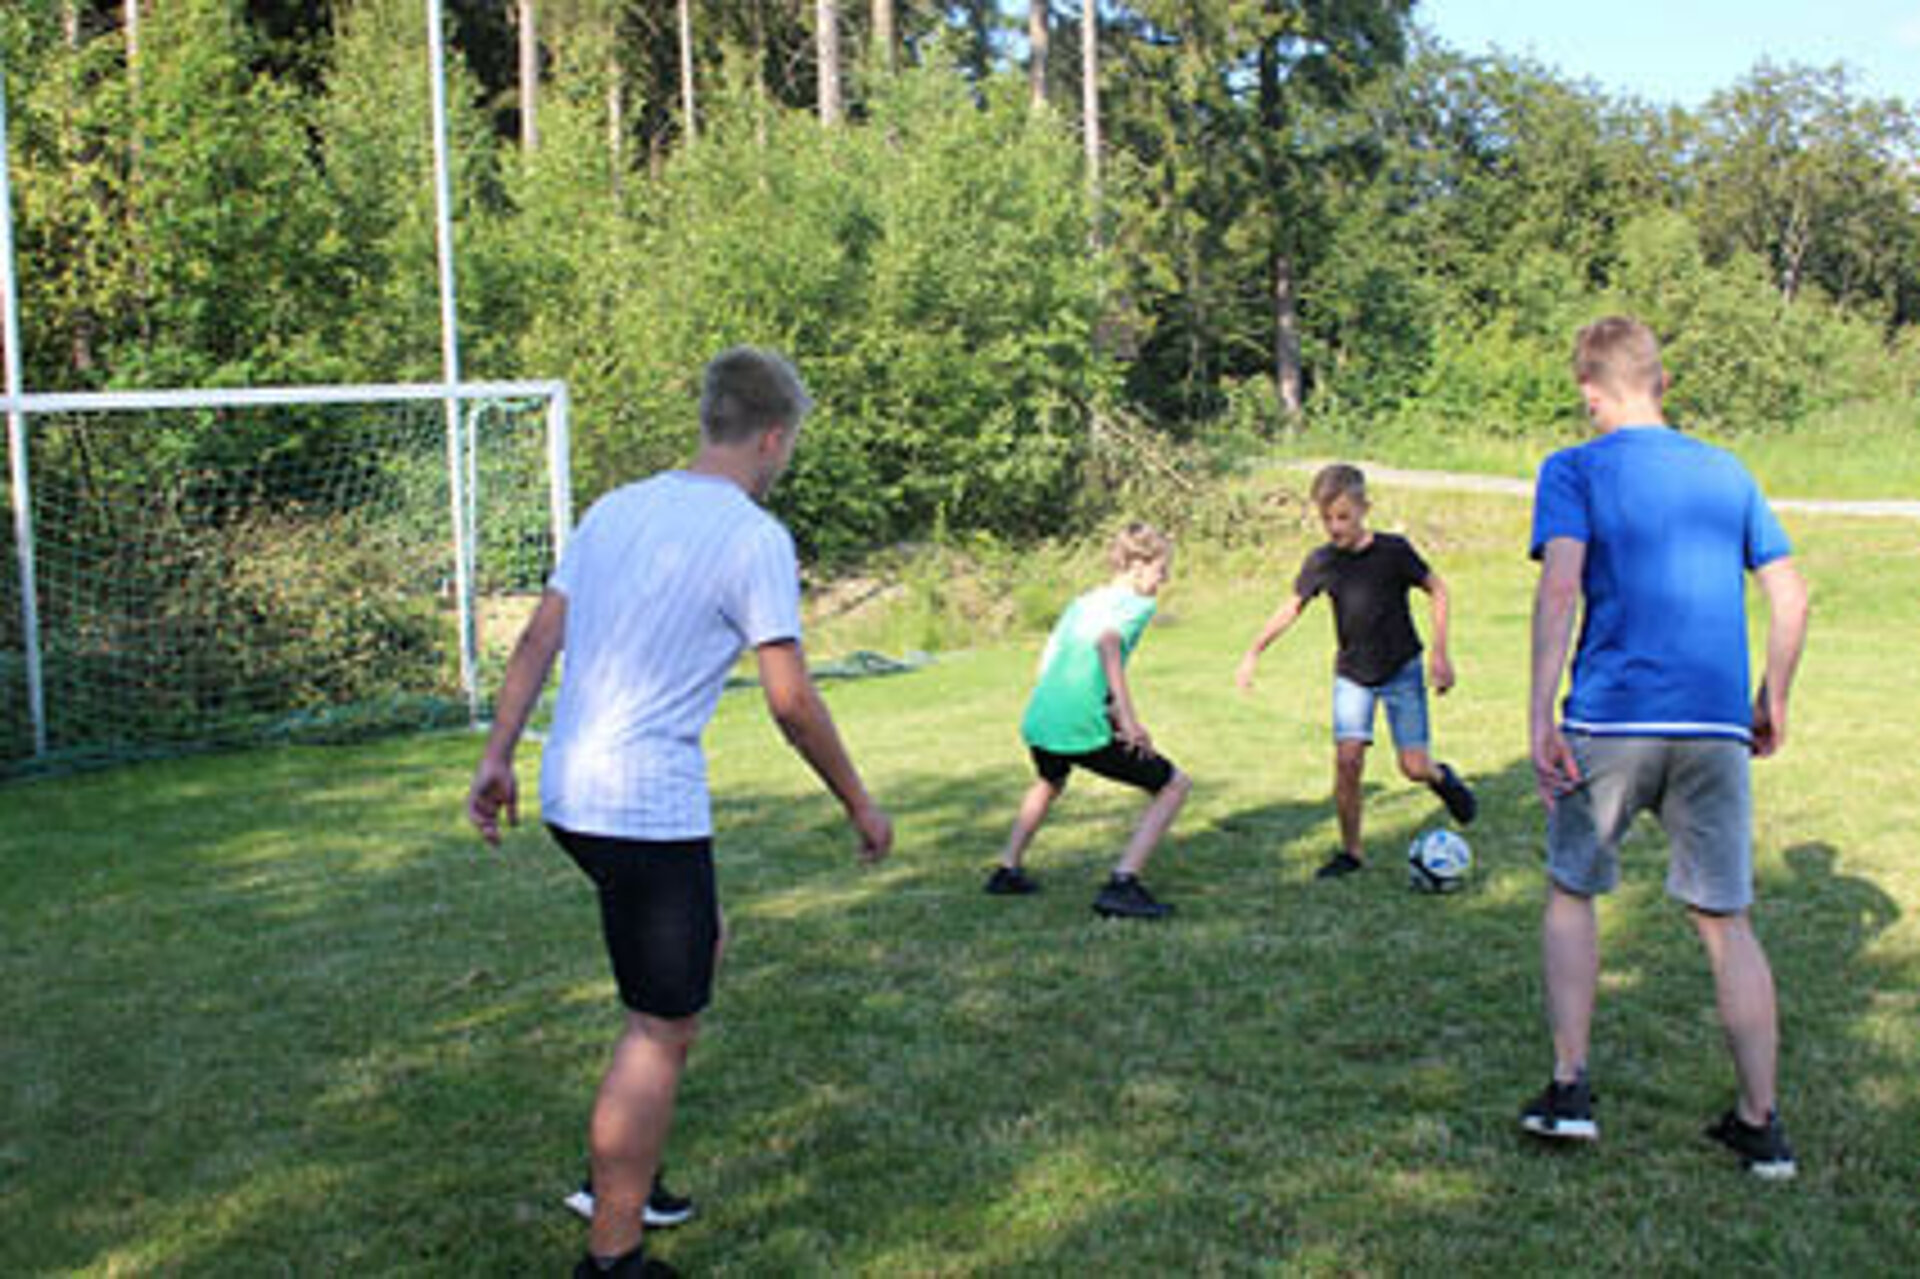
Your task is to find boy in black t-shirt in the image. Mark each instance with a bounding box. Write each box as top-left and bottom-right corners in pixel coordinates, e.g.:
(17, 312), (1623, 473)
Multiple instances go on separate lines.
(1235, 464), (1477, 878)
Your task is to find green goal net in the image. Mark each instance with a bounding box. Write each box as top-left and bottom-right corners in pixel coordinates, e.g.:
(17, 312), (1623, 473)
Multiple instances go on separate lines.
(2, 383), (570, 779)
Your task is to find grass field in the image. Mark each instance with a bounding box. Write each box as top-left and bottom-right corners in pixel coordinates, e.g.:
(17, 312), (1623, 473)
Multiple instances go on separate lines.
(1294, 402), (1920, 501)
(4, 482), (1917, 1276)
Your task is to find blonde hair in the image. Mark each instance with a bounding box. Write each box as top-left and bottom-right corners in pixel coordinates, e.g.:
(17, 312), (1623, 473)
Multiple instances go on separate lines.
(1310, 463), (1367, 511)
(1573, 316), (1666, 400)
(1107, 521), (1173, 571)
(700, 346), (814, 444)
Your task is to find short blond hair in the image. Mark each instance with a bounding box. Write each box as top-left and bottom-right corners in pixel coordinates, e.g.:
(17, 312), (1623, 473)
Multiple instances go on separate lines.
(1106, 521), (1172, 571)
(1310, 463), (1367, 511)
(1573, 316), (1665, 400)
(700, 346), (814, 444)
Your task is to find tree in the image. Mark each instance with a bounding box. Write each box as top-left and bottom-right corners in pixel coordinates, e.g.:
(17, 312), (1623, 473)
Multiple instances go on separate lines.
(1693, 63), (1920, 322)
(1029, 1), (1049, 108)
(817, 0), (843, 126)
(516, 0), (539, 152)
(872, 0), (898, 74)
(678, 0), (696, 143)
(1080, 0), (1099, 196)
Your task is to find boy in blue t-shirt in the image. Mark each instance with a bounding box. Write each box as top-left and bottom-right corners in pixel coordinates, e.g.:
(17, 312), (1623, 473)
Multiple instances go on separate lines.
(1235, 465), (1477, 880)
(1519, 316), (1809, 1179)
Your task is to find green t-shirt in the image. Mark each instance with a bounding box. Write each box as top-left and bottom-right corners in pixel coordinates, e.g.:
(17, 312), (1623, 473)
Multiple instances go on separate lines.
(1020, 583), (1159, 752)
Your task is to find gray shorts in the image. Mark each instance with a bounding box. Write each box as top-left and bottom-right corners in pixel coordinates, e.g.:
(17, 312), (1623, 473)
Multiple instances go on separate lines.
(1545, 733), (1754, 913)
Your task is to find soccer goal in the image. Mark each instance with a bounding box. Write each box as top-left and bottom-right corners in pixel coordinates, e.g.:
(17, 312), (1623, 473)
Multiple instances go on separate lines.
(2, 381), (571, 778)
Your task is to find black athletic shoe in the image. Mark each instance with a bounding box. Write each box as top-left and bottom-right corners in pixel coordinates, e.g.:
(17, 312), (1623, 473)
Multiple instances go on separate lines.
(1315, 851), (1365, 880)
(1093, 875), (1172, 919)
(984, 865), (1040, 895)
(1520, 1075), (1598, 1141)
(1704, 1108), (1798, 1180)
(1430, 763), (1478, 825)
(563, 1171), (696, 1229)
(573, 1246), (678, 1278)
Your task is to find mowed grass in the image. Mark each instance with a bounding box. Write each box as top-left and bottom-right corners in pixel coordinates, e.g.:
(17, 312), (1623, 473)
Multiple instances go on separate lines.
(3, 485), (1917, 1276)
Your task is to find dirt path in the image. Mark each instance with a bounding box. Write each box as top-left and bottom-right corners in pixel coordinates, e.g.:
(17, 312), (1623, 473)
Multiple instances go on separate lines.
(1284, 461), (1920, 522)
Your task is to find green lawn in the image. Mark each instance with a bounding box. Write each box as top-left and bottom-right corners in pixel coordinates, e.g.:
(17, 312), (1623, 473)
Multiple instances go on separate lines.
(4, 487), (1917, 1276)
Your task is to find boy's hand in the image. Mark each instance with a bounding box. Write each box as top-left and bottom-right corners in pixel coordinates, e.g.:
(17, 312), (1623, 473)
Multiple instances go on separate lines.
(1751, 682), (1788, 757)
(1531, 721), (1581, 810)
(1429, 651), (1455, 695)
(850, 800), (893, 864)
(1116, 718), (1155, 756)
(1234, 653), (1259, 693)
(467, 757), (518, 846)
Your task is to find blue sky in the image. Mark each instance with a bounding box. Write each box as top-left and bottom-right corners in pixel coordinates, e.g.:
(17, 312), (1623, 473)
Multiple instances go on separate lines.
(1415, 0), (1920, 106)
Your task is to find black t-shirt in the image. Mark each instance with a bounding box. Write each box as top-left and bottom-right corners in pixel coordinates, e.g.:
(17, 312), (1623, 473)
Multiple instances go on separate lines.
(1294, 533), (1432, 686)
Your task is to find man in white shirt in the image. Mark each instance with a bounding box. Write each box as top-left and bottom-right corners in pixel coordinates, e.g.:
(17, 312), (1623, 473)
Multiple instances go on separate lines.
(468, 347), (892, 1278)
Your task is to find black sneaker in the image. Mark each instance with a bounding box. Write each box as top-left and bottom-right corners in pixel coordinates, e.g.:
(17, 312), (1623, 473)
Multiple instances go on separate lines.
(1704, 1108), (1797, 1180)
(573, 1246), (678, 1278)
(1093, 875), (1172, 919)
(1519, 1075), (1599, 1141)
(984, 865), (1040, 895)
(563, 1171), (696, 1229)
(1429, 763), (1478, 825)
(1315, 851), (1365, 880)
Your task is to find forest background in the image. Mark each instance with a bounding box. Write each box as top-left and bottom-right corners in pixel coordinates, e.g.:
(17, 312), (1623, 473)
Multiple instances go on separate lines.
(4, 0), (1918, 562)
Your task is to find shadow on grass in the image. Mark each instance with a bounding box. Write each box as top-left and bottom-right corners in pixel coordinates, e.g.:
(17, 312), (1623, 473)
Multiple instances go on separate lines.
(1, 743), (1914, 1275)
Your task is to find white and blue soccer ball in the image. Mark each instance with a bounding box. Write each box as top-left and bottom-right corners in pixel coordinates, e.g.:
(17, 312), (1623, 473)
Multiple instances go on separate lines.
(1407, 827), (1472, 893)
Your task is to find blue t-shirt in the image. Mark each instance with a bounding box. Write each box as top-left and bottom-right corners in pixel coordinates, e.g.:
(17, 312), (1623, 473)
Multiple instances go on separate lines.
(1530, 426), (1791, 741)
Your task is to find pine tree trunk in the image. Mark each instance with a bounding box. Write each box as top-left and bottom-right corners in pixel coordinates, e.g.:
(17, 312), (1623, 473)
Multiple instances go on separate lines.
(817, 1), (843, 127)
(517, 0), (539, 153)
(678, 0), (698, 143)
(1081, 0), (1100, 197)
(1273, 254), (1304, 420)
(871, 0), (897, 74)
(1029, 2), (1049, 108)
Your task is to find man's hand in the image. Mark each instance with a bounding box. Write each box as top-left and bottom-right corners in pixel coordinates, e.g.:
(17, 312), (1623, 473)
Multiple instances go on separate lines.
(1531, 721), (1581, 810)
(1429, 650), (1456, 696)
(467, 756), (518, 846)
(851, 801), (893, 865)
(1234, 652), (1260, 694)
(1751, 682), (1788, 757)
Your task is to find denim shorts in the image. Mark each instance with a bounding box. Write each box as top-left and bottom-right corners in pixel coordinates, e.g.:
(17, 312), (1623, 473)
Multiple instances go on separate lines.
(1331, 655), (1429, 750)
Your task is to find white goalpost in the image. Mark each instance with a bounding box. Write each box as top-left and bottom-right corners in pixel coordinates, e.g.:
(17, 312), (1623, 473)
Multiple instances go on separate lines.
(1, 382), (571, 775)
(1, 2), (577, 776)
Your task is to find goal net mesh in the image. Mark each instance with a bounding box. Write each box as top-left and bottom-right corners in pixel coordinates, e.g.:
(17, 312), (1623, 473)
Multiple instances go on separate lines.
(2, 394), (559, 778)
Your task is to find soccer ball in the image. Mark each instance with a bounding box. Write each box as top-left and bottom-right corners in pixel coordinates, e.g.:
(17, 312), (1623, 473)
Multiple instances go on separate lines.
(1407, 828), (1472, 893)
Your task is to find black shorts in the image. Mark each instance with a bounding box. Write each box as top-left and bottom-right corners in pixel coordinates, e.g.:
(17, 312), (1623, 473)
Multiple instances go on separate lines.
(1029, 740), (1176, 794)
(549, 826), (720, 1019)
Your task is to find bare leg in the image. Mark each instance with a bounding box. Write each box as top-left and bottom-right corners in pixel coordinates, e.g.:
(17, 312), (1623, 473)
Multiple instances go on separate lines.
(1542, 883), (1599, 1081)
(587, 1011), (699, 1260)
(1000, 779), (1061, 870)
(1690, 908), (1780, 1123)
(1114, 770), (1191, 878)
(1397, 746), (1439, 784)
(1334, 741), (1368, 859)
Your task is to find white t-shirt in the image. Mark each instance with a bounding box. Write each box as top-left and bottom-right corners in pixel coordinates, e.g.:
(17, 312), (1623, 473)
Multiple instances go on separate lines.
(539, 471), (801, 839)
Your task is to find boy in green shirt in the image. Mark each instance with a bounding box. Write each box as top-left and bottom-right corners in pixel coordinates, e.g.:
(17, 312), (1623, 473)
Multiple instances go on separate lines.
(987, 523), (1192, 919)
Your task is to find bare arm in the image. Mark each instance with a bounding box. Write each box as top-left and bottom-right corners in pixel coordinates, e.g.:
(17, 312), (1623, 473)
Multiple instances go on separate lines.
(467, 590), (567, 845)
(757, 640), (892, 862)
(1098, 630), (1151, 752)
(1751, 557), (1810, 758)
(1530, 539), (1585, 808)
(1235, 593), (1308, 691)
(1421, 571), (1455, 694)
